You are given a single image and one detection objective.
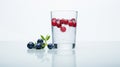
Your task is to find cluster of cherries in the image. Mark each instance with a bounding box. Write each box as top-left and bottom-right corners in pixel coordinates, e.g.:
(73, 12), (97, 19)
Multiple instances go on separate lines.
(51, 18), (77, 32)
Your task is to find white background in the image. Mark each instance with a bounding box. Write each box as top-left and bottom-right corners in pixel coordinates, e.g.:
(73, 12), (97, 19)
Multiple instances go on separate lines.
(0, 0), (120, 42)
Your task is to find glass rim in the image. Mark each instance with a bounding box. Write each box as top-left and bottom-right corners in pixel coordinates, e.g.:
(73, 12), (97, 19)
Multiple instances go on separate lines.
(51, 10), (78, 13)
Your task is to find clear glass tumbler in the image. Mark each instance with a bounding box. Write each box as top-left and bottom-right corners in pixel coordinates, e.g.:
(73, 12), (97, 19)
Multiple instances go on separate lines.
(51, 10), (78, 50)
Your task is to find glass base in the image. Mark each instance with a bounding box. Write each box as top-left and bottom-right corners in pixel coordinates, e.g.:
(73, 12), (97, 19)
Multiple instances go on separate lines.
(53, 43), (75, 50)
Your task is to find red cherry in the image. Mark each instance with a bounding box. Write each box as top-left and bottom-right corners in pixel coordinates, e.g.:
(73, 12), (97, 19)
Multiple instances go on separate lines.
(60, 19), (69, 25)
(57, 23), (61, 28)
(71, 18), (76, 21)
(73, 22), (77, 27)
(64, 19), (68, 25)
(60, 26), (66, 32)
(68, 21), (73, 26)
(52, 18), (56, 21)
(60, 19), (65, 24)
(56, 19), (60, 22)
(52, 21), (57, 26)
(51, 18), (57, 26)
(56, 20), (61, 28)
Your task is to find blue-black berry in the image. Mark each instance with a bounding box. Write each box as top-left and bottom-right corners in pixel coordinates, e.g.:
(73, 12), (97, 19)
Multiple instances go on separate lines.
(54, 43), (57, 48)
(27, 42), (35, 49)
(37, 39), (43, 43)
(35, 43), (42, 49)
(47, 43), (54, 49)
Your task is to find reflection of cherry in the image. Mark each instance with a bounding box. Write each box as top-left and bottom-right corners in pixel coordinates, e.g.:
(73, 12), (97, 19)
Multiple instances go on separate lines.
(73, 22), (77, 27)
(69, 21), (73, 26)
(60, 26), (66, 32)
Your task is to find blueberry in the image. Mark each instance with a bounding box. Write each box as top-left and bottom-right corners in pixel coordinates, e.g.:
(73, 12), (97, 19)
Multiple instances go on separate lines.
(47, 43), (54, 49)
(37, 39), (43, 43)
(54, 43), (57, 49)
(27, 42), (35, 49)
(35, 43), (42, 49)
(72, 43), (75, 48)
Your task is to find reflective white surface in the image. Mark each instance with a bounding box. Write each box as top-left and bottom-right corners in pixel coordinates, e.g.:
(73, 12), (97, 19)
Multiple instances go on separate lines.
(0, 42), (120, 67)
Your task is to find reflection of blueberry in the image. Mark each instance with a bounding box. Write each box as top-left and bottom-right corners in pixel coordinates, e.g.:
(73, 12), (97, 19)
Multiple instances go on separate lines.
(54, 43), (57, 49)
(35, 49), (45, 59)
(37, 39), (43, 43)
(27, 42), (35, 49)
(36, 43), (42, 49)
(47, 43), (54, 49)
(27, 49), (36, 54)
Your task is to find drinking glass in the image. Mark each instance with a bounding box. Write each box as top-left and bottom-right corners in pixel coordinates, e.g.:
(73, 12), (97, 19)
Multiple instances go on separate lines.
(51, 10), (78, 50)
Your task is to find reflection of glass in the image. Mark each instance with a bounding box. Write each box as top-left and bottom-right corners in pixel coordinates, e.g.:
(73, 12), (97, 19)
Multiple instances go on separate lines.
(51, 10), (78, 50)
(52, 50), (76, 67)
